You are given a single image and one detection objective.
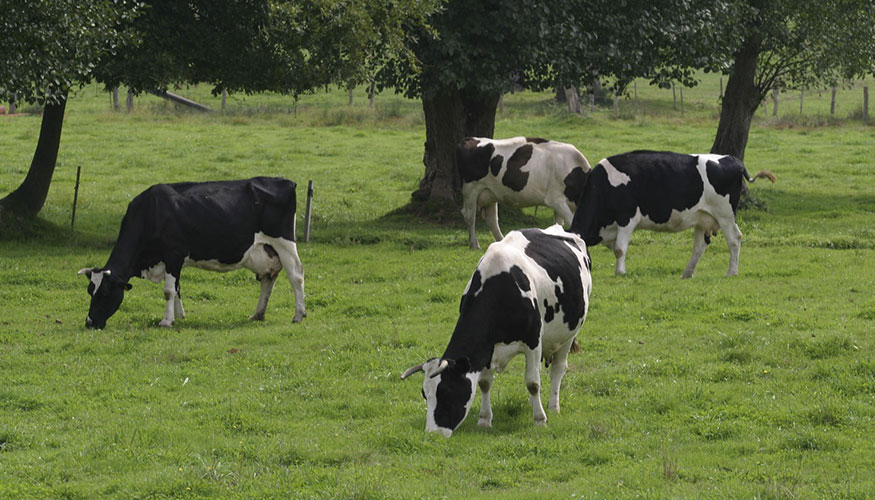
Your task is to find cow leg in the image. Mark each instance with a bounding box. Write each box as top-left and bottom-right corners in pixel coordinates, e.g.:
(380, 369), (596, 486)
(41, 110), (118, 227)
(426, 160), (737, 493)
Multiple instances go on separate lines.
(462, 188), (481, 249)
(721, 221), (743, 277)
(477, 369), (494, 427)
(613, 227), (633, 276)
(250, 274), (278, 321)
(271, 238), (307, 322)
(548, 337), (575, 413)
(524, 346), (547, 425)
(160, 273), (179, 328)
(681, 226), (709, 279)
(548, 198), (575, 227)
(482, 203), (503, 243)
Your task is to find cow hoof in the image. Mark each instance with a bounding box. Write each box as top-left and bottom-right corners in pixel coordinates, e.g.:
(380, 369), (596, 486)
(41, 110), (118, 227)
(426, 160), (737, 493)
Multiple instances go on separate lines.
(158, 320), (174, 328)
(478, 418), (492, 428)
(681, 273), (693, 279)
(249, 313), (265, 321)
(293, 313), (306, 323)
(534, 418), (547, 427)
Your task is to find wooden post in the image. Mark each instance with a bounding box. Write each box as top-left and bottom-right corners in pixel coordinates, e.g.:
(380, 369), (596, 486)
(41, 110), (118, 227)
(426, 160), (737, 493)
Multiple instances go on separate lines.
(863, 87), (869, 122)
(112, 87), (119, 110)
(830, 86), (837, 115)
(71, 166), (81, 229)
(348, 87), (354, 106)
(634, 81), (639, 116)
(304, 180), (314, 243)
(613, 91), (619, 118)
(680, 87), (685, 117)
(672, 83), (677, 110)
(799, 89), (804, 114)
(772, 87), (779, 116)
(368, 80), (376, 109)
(126, 89), (134, 112)
(222, 89), (227, 110)
(9, 95), (16, 114)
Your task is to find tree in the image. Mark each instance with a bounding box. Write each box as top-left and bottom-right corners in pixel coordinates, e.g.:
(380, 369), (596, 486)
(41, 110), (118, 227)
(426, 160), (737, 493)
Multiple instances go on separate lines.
(710, 0), (875, 159)
(0, 0), (139, 221)
(1, 0), (438, 223)
(378, 0), (736, 206)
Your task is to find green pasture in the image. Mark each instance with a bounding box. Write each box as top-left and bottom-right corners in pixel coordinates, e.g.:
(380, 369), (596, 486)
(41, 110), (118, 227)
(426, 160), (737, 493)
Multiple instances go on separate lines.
(1, 79), (874, 499)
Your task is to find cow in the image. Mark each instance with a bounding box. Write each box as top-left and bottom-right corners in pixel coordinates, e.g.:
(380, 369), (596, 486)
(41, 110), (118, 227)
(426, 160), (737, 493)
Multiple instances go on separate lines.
(401, 224), (592, 437)
(569, 150), (775, 278)
(457, 136), (592, 249)
(78, 177), (306, 329)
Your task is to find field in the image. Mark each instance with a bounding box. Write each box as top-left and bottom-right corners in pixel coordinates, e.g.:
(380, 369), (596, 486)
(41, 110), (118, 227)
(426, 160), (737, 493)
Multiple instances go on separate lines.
(1, 77), (874, 499)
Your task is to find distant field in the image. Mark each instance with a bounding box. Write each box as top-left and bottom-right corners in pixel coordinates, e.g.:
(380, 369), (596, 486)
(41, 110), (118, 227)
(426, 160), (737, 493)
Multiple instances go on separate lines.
(0, 79), (874, 499)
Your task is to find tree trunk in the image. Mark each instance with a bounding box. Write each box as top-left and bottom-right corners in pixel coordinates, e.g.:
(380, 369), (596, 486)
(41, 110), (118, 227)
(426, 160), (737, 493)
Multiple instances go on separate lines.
(413, 90), (500, 203)
(710, 37), (764, 160)
(0, 95), (68, 221)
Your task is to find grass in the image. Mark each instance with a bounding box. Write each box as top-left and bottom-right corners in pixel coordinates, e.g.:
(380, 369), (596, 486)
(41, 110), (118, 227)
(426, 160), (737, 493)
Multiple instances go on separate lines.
(1, 76), (874, 498)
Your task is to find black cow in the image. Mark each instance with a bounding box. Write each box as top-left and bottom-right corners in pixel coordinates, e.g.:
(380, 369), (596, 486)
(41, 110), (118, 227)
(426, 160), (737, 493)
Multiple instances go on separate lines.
(570, 151), (775, 278)
(78, 177), (306, 329)
(402, 225), (592, 436)
(457, 136), (591, 249)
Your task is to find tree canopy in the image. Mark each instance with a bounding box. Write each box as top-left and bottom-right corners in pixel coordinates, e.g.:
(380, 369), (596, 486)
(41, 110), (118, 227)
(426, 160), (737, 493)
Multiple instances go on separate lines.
(1, 0), (438, 221)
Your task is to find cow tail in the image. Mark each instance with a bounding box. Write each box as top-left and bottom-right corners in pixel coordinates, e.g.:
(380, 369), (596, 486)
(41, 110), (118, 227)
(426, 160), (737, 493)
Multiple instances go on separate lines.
(743, 166), (777, 184)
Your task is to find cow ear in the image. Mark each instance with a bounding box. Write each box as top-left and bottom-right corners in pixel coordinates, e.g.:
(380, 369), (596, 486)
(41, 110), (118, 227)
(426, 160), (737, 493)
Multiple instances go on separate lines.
(455, 356), (471, 374)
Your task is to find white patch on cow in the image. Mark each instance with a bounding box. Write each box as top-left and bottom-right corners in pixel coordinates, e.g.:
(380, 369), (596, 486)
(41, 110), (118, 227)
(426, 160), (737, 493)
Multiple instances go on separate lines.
(141, 262), (167, 283)
(600, 159), (631, 187)
(90, 271), (106, 294)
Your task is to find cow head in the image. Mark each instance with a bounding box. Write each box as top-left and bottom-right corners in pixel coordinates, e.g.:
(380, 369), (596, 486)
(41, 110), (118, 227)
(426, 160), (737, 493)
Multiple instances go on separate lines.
(402, 357), (476, 437)
(78, 268), (131, 329)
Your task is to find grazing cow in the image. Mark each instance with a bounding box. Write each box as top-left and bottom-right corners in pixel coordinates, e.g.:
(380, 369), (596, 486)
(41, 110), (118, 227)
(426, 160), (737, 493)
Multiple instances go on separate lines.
(401, 224), (592, 437)
(78, 177), (305, 329)
(569, 150), (775, 278)
(457, 136), (591, 249)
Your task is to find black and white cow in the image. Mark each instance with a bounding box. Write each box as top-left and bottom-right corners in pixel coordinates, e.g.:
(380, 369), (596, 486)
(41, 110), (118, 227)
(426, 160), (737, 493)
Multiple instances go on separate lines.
(569, 150), (775, 278)
(457, 136), (591, 249)
(78, 177), (306, 329)
(402, 224), (592, 437)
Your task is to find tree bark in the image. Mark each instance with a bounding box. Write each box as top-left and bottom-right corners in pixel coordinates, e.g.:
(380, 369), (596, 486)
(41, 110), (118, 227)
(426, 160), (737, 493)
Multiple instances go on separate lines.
(413, 90), (500, 203)
(710, 36), (764, 160)
(0, 94), (68, 221)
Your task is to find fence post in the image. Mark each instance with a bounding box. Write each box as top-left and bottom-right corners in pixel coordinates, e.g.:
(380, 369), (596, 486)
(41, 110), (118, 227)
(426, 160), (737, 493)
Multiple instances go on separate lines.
(634, 81), (639, 116)
(799, 89), (804, 114)
(613, 92), (619, 118)
(680, 87), (685, 117)
(71, 166), (82, 229)
(126, 89), (134, 112)
(222, 89), (227, 110)
(304, 180), (314, 243)
(112, 87), (119, 110)
(863, 87), (869, 122)
(368, 80), (376, 109)
(830, 86), (837, 116)
(672, 83), (677, 110)
(772, 87), (779, 116)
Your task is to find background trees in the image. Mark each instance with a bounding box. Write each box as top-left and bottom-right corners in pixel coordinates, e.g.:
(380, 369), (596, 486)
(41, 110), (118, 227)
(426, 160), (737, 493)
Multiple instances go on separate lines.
(0, 0), (139, 220)
(710, 0), (875, 159)
(0, 0), (438, 222)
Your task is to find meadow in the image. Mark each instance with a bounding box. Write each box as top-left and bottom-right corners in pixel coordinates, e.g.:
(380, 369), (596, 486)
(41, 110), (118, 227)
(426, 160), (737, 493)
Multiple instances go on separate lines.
(1, 76), (874, 499)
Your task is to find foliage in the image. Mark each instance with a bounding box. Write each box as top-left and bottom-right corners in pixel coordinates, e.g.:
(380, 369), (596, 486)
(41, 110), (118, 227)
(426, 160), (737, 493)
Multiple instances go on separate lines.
(0, 0), (141, 105)
(716, 0), (875, 100)
(97, 0), (439, 97)
(1, 84), (874, 497)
